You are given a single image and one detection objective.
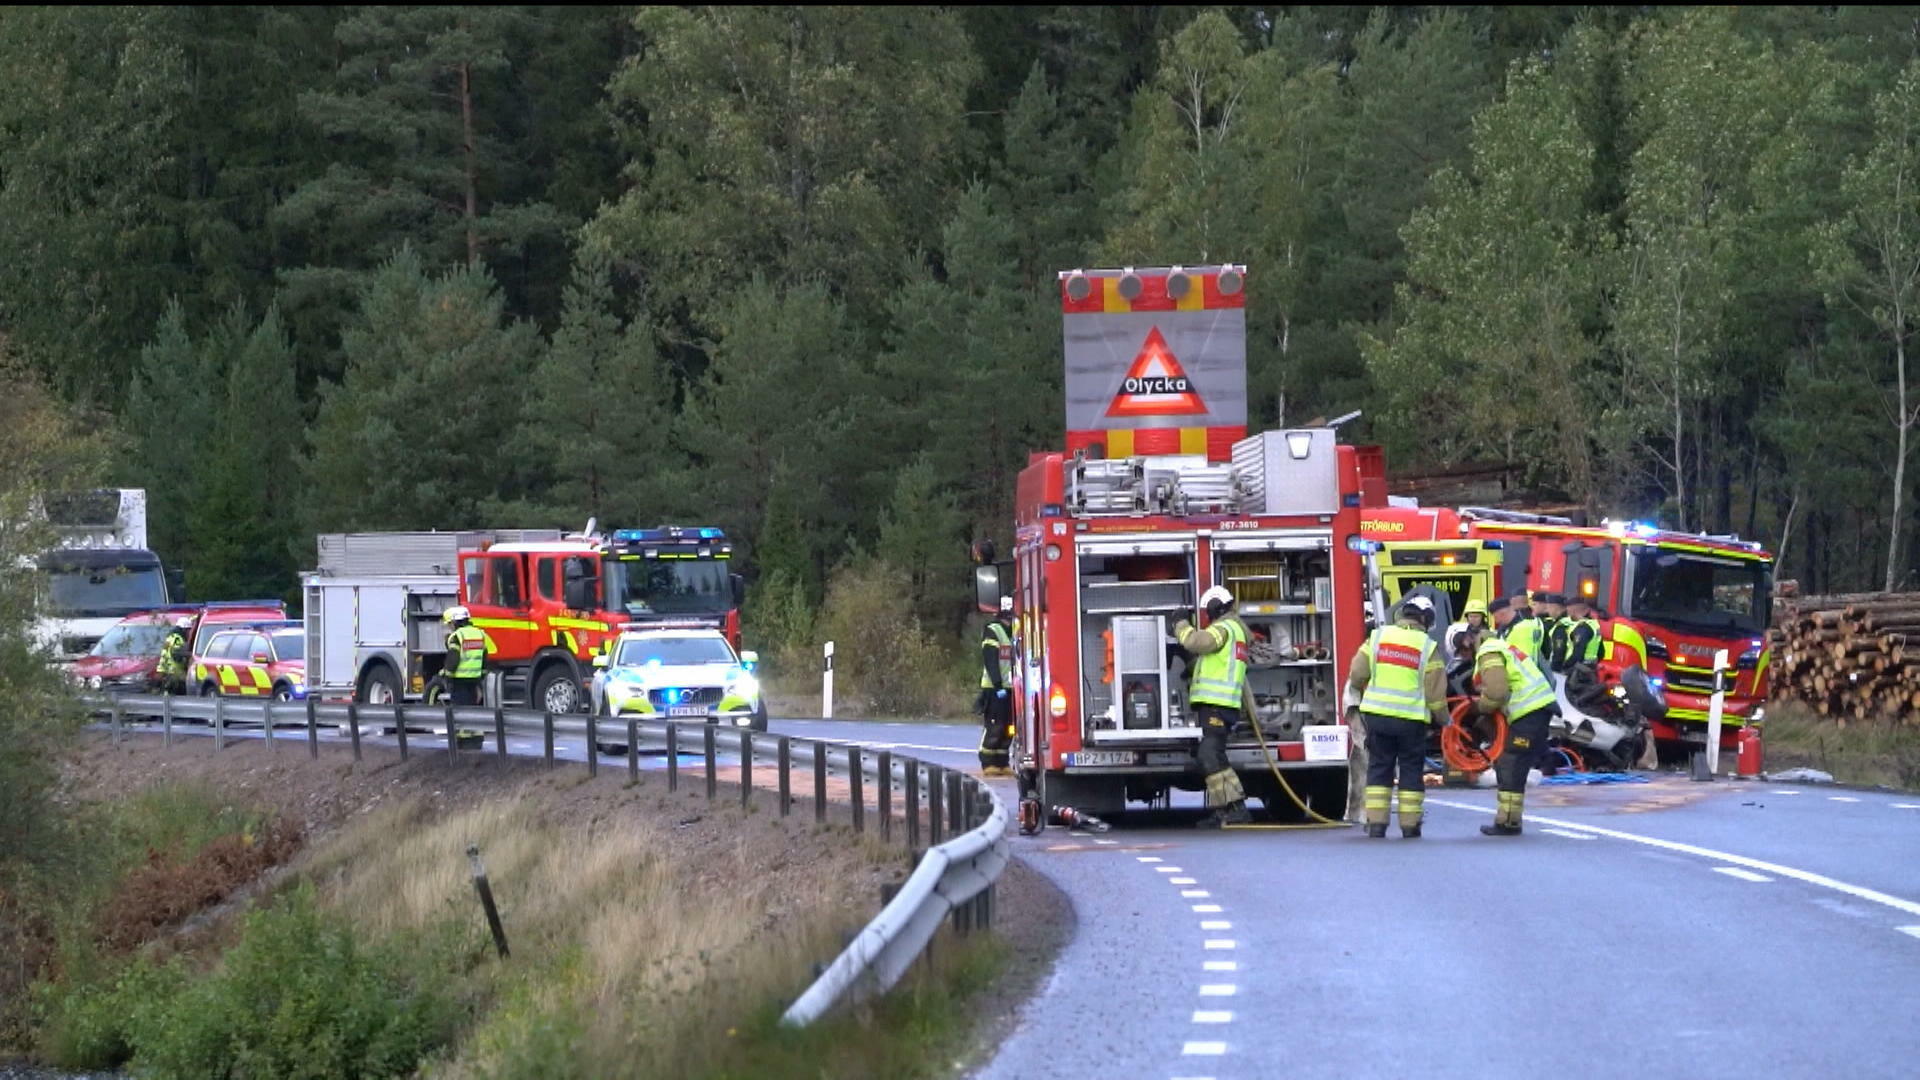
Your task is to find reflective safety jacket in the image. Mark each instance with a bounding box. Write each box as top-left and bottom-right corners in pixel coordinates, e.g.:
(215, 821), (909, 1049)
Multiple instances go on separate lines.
(449, 624), (490, 679)
(1180, 615), (1250, 710)
(1357, 625), (1437, 723)
(1473, 636), (1557, 718)
(981, 620), (1014, 690)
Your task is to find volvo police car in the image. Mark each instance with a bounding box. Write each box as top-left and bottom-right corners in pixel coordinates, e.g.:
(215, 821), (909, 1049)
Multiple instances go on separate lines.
(590, 626), (767, 731)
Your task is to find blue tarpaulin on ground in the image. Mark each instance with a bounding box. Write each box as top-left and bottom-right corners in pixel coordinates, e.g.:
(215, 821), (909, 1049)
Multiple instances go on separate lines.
(1541, 772), (1649, 785)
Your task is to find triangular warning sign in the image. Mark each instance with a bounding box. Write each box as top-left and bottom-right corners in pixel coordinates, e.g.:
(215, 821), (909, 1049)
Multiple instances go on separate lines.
(1106, 327), (1206, 418)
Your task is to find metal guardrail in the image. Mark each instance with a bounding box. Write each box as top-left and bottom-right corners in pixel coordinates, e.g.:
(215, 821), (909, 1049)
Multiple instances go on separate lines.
(90, 693), (1008, 1024)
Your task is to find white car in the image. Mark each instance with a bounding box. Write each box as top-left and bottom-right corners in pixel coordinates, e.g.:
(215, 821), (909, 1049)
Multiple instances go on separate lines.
(590, 628), (767, 731)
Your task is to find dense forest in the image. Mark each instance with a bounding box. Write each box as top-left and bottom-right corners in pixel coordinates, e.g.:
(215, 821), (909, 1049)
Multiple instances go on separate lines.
(4, 5), (1919, 645)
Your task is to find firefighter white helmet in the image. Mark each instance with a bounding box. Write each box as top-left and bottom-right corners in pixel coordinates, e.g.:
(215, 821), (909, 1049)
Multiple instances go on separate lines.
(442, 605), (471, 625)
(1200, 585), (1235, 620)
(1400, 595), (1436, 628)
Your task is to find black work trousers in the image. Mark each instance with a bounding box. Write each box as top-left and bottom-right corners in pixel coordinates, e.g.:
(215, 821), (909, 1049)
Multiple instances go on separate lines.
(978, 690), (1012, 768)
(450, 676), (483, 707)
(1363, 712), (1429, 793)
(1495, 706), (1554, 793)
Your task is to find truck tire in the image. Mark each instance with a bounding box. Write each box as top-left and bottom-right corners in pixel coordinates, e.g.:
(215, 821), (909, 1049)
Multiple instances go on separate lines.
(358, 663), (403, 706)
(532, 663), (585, 714)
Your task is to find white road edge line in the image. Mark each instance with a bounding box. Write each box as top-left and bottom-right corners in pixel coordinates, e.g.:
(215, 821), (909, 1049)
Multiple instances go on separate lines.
(1770, 790), (1802, 796)
(1714, 867), (1773, 883)
(1427, 797), (1920, 918)
(1898, 926), (1920, 941)
(1541, 828), (1596, 841)
(1182, 1042), (1228, 1056)
(1192, 1010), (1233, 1024)
(1829, 796), (1861, 803)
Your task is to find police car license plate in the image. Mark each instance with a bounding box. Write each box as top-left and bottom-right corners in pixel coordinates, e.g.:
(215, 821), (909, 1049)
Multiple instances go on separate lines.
(669, 706), (707, 718)
(1068, 751), (1137, 767)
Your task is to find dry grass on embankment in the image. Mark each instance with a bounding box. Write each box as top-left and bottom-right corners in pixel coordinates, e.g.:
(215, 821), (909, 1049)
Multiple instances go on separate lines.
(1762, 702), (1920, 792)
(24, 735), (1016, 1080)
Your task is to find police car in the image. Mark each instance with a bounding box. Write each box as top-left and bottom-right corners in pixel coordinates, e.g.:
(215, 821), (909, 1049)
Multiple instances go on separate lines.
(590, 627), (767, 731)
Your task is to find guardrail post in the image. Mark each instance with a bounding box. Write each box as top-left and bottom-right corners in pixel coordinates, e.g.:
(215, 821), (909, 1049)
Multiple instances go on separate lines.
(110, 697), (123, 744)
(813, 740), (828, 824)
(395, 704), (409, 761)
(739, 730), (753, 809)
(446, 704), (458, 763)
(666, 725), (679, 791)
(849, 747), (864, 834)
(306, 696), (319, 759)
(627, 718), (639, 780)
(877, 751), (892, 843)
(586, 710), (598, 778)
(162, 694), (173, 747)
(214, 695), (226, 752)
(542, 712), (554, 768)
(777, 737), (791, 816)
(928, 766), (944, 845)
(905, 766), (920, 851)
(493, 705), (507, 761)
(703, 724), (717, 800)
(348, 702), (361, 761)
(262, 697), (275, 751)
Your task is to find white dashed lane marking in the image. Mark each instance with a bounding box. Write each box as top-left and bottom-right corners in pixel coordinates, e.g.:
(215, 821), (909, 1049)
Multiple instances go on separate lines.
(1714, 867), (1773, 883)
(1200, 920), (1232, 930)
(1183, 1042), (1227, 1056)
(1192, 904), (1222, 913)
(1192, 1010), (1233, 1024)
(1204, 960), (1238, 972)
(1204, 939), (1236, 950)
(1171, 877), (1198, 885)
(1137, 856), (1163, 863)
(1829, 796), (1861, 803)
(1770, 790), (1802, 796)
(1156, 867), (1183, 874)
(1183, 890), (1211, 898)
(1893, 804), (1920, 810)
(1199, 984), (1237, 997)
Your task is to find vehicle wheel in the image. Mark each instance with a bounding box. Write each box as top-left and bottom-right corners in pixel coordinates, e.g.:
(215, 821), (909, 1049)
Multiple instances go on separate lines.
(200, 682), (219, 698)
(533, 665), (585, 714)
(751, 703), (769, 733)
(273, 683), (295, 702)
(359, 664), (402, 706)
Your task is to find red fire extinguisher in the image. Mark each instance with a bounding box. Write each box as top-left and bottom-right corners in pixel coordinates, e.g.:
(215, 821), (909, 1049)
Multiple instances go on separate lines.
(1735, 723), (1764, 779)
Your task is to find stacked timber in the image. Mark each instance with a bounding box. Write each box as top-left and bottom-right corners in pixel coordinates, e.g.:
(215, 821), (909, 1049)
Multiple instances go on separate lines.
(1769, 589), (1920, 721)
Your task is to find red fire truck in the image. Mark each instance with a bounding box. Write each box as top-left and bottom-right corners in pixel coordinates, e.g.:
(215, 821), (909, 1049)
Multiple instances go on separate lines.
(1359, 507), (1773, 756)
(304, 526), (744, 712)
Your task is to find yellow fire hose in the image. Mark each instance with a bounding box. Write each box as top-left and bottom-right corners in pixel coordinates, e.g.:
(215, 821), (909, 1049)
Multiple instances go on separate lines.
(1227, 707), (1352, 830)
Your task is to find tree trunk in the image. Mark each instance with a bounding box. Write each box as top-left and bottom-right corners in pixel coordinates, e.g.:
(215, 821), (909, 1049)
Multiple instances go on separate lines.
(461, 60), (479, 267)
(1890, 334), (1908, 593)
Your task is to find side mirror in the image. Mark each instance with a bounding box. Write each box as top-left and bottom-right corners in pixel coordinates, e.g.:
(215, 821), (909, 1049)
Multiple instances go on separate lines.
(592, 654), (609, 669)
(974, 565), (1004, 614)
(740, 650), (759, 669)
(251, 652), (270, 664)
(731, 573), (746, 608)
(564, 577), (597, 611)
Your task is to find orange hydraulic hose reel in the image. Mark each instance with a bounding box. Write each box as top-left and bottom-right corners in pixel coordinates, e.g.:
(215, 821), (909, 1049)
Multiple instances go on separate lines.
(1440, 696), (1507, 774)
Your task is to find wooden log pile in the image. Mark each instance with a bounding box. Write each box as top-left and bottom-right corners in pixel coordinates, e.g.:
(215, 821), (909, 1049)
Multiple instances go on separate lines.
(1770, 586), (1920, 722)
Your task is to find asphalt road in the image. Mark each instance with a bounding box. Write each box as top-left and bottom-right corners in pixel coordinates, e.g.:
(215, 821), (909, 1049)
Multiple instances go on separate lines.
(107, 712), (1920, 1078)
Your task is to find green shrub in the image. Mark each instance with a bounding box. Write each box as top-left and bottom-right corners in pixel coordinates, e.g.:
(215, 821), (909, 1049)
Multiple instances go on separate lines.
(125, 883), (465, 1080)
(815, 558), (959, 716)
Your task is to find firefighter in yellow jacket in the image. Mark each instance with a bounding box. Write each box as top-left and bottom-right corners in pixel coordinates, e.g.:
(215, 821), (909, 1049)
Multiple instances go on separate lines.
(443, 606), (492, 706)
(1460, 620), (1560, 836)
(978, 597), (1017, 777)
(1345, 596), (1448, 839)
(1176, 585), (1255, 829)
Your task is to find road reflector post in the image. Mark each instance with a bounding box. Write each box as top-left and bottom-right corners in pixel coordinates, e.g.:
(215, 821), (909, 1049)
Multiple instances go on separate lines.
(348, 702), (361, 761)
(740, 730), (753, 809)
(704, 724), (717, 800)
(214, 695), (226, 752)
(667, 724), (679, 791)
(467, 844), (510, 959)
(777, 736), (792, 816)
(627, 718), (639, 780)
(1707, 648), (1729, 777)
(307, 696), (319, 759)
(823, 641), (835, 718)
(849, 747), (864, 833)
(878, 751), (893, 843)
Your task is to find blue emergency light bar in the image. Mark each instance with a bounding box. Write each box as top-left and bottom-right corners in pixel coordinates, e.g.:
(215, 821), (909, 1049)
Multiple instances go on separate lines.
(611, 526), (726, 543)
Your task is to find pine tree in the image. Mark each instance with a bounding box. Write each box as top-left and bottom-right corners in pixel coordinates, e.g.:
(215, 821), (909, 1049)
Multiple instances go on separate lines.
(125, 303), (221, 566)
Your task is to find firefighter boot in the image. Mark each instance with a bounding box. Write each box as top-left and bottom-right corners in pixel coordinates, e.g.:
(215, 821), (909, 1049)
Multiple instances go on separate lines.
(1220, 800), (1253, 827)
(1398, 788), (1424, 839)
(1363, 785), (1390, 839)
(1198, 769), (1248, 829)
(1480, 791), (1524, 836)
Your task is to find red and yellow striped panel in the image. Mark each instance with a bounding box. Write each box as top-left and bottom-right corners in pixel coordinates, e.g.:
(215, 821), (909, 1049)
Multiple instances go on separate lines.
(1065, 426), (1245, 461)
(1060, 268), (1247, 313)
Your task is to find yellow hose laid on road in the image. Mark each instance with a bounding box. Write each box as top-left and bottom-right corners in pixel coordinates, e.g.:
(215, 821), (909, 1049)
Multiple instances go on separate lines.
(1229, 707), (1351, 830)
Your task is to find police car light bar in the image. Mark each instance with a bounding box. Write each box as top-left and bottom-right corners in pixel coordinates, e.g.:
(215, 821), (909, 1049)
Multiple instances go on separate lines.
(611, 526), (727, 543)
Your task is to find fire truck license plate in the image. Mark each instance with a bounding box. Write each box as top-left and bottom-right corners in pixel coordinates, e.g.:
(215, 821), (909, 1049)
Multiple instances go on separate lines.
(669, 706), (707, 718)
(1068, 751), (1138, 767)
